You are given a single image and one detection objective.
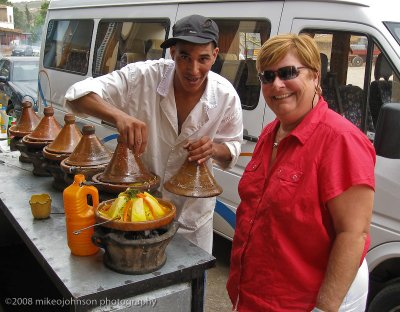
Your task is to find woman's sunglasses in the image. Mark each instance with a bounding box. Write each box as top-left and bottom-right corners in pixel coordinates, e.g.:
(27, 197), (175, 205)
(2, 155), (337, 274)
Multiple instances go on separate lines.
(258, 66), (309, 84)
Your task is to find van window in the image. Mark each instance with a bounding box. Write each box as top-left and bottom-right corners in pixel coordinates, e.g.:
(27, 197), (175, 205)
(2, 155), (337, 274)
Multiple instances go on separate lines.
(302, 29), (400, 141)
(368, 47), (400, 129)
(93, 20), (168, 77)
(43, 20), (94, 75)
(385, 22), (400, 46)
(212, 19), (270, 111)
(303, 31), (373, 131)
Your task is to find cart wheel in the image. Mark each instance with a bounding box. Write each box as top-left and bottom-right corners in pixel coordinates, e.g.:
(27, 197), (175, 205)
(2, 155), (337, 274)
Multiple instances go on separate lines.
(368, 282), (400, 312)
(6, 103), (15, 118)
(352, 56), (363, 67)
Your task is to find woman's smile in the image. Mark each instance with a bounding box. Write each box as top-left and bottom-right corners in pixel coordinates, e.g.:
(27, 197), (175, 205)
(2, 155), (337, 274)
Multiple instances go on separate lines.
(273, 93), (293, 100)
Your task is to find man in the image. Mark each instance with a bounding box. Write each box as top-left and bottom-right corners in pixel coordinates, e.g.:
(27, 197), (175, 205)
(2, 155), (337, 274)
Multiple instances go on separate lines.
(64, 15), (243, 253)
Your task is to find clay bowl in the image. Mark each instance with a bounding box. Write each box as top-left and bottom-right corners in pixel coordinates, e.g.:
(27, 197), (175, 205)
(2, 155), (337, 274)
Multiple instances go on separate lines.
(9, 125), (34, 138)
(91, 173), (160, 194)
(22, 135), (52, 149)
(42, 147), (70, 161)
(95, 198), (176, 232)
(60, 159), (108, 181)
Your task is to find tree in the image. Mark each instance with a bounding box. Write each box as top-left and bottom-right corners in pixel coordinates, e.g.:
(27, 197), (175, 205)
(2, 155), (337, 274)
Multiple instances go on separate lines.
(31, 1), (49, 44)
(34, 1), (49, 27)
(13, 7), (27, 31)
(25, 4), (32, 28)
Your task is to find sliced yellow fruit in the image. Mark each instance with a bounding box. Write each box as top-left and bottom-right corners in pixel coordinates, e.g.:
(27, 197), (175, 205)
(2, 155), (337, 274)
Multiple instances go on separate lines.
(108, 196), (128, 219)
(130, 198), (147, 222)
(143, 201), (155, 221)
(144, 192), (158, 202)
(144, 196), (166, 218)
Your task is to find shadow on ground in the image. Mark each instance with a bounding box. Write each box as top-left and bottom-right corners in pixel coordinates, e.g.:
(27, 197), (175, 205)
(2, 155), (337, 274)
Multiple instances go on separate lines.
(205, 234), (232, 312)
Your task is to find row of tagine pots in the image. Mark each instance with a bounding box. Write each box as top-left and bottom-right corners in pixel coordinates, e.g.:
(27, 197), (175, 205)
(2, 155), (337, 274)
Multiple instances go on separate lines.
(8, 101), (223, 197)
(8, 102), (160, 195)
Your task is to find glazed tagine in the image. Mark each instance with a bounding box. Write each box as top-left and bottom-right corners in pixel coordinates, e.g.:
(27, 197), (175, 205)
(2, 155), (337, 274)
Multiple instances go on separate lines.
(164, 159), (223, 197)
(8, 101), (41, 163)
(21, 106), (62, 176)
(60, 125), (112, 185)
(92, 137), (160, 194)
(92, 188), (178, 274)
(42, 114), (82, 190)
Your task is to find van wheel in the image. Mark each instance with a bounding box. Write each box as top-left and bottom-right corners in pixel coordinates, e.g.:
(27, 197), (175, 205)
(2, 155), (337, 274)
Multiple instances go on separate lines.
(352, 56), (363, 67)
(6, 104), (15, 118)
(368, 282), (400, 312)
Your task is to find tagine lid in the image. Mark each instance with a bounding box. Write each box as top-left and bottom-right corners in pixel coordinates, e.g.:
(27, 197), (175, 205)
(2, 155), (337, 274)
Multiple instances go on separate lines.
(63, 125), (112, 167)
(163, 159), (223, 198)
(97, 138), (160, 184)
(8, 101), (41, 137)
(26, 106), (62, 142)
(45, 114), (82, 154)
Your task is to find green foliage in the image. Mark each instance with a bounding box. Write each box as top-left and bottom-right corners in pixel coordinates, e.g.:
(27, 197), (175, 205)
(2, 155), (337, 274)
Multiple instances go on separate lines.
(13, 7), (27, 31)
(11, 1), (49, 44)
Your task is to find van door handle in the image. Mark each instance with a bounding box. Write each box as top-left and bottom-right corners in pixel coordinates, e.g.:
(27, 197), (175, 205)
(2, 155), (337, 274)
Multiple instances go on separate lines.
(243, 134), (258, 142)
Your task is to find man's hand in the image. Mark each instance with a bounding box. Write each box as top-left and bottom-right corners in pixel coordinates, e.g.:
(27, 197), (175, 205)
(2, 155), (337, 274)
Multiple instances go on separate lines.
(115, 115), (148, 155)
(184, 136), (213, 164)
(184, 136), (232, 166)
(68, 93), (148, 155)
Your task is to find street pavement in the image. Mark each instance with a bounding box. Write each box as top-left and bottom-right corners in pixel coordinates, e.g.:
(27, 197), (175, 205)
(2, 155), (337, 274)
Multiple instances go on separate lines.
(205, 234), (232, 312)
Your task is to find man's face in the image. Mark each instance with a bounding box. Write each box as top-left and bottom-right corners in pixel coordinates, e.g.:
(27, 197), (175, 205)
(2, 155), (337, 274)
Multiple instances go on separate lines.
(170, 41), (218, 94)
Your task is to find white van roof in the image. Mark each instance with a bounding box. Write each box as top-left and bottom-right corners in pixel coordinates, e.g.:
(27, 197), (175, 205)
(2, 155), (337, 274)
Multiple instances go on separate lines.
(48, 0), (371, 10)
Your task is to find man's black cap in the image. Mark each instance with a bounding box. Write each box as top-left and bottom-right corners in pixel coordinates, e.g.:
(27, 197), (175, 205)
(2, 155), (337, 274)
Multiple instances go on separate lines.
(160, 15), (219, 49)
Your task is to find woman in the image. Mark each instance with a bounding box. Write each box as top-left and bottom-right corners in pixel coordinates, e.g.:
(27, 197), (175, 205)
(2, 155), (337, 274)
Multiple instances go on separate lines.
(227, 34), (375, 311)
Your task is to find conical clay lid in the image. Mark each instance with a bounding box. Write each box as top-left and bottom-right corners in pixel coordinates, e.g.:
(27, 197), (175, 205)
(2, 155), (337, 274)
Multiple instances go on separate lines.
(164, 159), (223, 198)
(45, 114), (82, 154)
(98, 138), (159, 184)
(64, 125), (112, 167)
(26, 106), (62, 142)
(8, 101), (41, 137)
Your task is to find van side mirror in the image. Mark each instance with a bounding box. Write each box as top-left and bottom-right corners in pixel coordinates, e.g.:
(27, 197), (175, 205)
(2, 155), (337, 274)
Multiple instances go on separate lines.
(374, 102), (400, 158)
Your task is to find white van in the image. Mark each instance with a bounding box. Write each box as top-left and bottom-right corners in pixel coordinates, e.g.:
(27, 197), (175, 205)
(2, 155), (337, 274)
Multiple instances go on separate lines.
(37, 0), (400, 309)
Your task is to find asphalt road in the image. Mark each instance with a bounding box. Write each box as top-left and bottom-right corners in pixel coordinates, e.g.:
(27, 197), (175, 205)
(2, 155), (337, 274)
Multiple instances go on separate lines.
(205, 234), (233, 312)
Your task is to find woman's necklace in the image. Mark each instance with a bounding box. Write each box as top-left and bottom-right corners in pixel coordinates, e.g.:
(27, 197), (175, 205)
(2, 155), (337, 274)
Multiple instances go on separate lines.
(273, 126), (290, 149)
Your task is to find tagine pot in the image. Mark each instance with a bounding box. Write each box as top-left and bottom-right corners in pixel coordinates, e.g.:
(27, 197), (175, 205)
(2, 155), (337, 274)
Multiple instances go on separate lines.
(21, 106), (62, 176)
(8, 101), (41, 162)
(42, 113), (82, 191)
(60, 125), (112, 185)
(92, 137), (160, 194)
(164, 159), (223, 198)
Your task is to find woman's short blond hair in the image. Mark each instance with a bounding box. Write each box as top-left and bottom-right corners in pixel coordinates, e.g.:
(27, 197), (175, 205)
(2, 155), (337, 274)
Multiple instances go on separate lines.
(256, 33), (321, 76)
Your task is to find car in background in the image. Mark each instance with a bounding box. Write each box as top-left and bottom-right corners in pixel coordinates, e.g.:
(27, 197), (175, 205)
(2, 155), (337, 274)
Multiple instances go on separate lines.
(0, 56), (39, 119)
(11, 45), (34, 56)
(32, 46), (41, 56)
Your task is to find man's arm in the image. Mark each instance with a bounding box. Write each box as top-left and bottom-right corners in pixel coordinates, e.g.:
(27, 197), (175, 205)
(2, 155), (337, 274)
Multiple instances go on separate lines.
(315, 185), (374, 311)
(68, 92), (147, 154)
